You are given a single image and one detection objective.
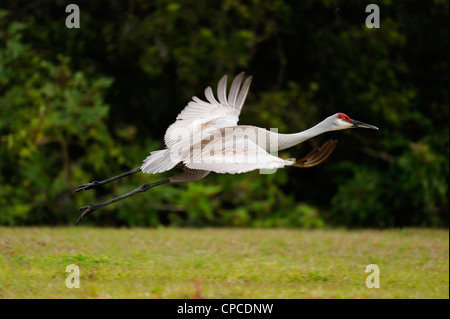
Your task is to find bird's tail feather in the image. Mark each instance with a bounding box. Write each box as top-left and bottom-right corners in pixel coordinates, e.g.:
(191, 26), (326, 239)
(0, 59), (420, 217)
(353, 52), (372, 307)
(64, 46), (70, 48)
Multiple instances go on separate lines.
(141, 149), (177, 174)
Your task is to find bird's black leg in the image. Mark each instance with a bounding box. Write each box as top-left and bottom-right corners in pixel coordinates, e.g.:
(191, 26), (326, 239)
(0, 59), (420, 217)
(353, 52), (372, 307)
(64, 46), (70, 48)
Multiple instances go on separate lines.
(74, 167), (141, 193)
(75, 168), (210, 225)
(75, 178), (170, 225)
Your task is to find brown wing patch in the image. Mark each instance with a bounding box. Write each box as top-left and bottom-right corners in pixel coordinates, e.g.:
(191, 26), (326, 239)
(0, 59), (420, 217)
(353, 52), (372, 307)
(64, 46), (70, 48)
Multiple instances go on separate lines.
(175, 162), (186, 169)
(291, 139), (337, 168)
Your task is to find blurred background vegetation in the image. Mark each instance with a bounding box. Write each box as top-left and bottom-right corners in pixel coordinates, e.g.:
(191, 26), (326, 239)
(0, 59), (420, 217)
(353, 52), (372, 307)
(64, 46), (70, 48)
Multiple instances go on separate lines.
(0, 0), (448, 228)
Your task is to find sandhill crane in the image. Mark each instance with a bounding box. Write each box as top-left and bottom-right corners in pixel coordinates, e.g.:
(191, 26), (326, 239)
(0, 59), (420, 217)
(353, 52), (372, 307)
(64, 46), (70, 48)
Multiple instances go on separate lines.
(74, 72), (378, 224)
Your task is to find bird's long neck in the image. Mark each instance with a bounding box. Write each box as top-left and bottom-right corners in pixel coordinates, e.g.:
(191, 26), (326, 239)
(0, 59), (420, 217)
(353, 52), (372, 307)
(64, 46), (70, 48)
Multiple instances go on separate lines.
(277, 120), (330, 151)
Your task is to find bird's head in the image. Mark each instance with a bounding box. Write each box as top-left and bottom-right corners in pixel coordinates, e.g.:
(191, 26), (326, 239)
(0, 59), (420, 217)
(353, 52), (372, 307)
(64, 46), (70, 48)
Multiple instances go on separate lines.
(326, 113), (379, 131)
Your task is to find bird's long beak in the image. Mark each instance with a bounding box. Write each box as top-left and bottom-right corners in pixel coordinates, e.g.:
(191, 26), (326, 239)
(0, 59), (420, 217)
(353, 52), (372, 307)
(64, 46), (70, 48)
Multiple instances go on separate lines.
(350, 119), (379, 130)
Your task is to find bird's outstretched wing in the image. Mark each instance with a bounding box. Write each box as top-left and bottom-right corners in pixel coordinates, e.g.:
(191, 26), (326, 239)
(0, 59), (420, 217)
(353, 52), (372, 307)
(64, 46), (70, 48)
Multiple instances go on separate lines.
(164, 72), (252, 148)
(184, 135), (294, 174)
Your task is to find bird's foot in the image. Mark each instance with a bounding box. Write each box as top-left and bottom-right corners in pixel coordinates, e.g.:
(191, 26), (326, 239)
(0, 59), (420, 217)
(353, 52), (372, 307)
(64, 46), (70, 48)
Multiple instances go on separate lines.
(74, 181), (100, 193)
(75, 204), (98, 225)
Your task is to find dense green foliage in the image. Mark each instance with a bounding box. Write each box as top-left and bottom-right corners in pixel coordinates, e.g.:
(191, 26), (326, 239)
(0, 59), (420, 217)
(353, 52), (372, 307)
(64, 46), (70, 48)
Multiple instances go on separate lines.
(0, 1), (448, 227)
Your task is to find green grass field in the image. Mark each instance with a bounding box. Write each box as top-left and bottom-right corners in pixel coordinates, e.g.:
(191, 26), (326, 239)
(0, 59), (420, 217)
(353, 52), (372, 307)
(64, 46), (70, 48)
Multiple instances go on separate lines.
(0, 227), (448, 298)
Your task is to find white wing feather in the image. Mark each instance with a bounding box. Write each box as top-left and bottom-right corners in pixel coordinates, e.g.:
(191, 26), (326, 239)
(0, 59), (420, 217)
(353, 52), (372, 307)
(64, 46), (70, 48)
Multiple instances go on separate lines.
(164, 72), (252, 148)
(142, 72), (257, 174)
(184, 135), (294, 174)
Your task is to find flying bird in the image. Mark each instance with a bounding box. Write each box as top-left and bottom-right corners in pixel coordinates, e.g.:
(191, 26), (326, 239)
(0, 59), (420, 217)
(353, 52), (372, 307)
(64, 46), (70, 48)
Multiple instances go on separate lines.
(74, 72), (378, 224)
